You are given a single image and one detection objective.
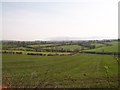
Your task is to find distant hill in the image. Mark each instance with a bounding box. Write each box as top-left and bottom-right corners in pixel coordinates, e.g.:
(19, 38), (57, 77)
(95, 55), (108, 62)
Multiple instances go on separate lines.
(45, 36), (113, 41)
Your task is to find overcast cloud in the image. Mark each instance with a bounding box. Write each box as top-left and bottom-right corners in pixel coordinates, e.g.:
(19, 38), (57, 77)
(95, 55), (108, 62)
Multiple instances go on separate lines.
(1, 0), (119, 41)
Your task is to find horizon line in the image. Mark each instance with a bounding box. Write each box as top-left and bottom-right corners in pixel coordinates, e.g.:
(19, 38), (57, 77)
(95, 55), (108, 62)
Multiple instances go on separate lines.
(1, 38), (118, 42)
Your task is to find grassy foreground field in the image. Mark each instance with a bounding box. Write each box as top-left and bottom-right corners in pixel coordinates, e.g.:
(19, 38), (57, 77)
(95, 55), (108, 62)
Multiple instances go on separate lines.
(2, 54), (118, 88)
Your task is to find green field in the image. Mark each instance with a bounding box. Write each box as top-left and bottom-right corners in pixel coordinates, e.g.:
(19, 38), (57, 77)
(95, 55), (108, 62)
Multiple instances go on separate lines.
(84, 42), (119, 53)
(2, 40), (119, 88)
(57, 45), (82, 51)
(92, 43), (105, 48)
(28, 44), (59, 47)
(2, 54), (118, 88)
(2, 44), (17, 49)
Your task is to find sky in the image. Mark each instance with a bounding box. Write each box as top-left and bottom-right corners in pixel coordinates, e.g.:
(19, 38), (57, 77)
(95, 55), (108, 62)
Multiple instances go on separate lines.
(1, 0), (119, 41)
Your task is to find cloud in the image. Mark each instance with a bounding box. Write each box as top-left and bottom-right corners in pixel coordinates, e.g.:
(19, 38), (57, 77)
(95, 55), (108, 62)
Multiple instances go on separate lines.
(2, 1), (118, 41)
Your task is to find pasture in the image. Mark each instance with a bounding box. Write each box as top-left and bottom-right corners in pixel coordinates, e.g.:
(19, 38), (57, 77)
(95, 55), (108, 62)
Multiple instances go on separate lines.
(54, 45), (82, 51)
(84, 41), (119, 53)
(2, 54), (118, 88)
(2, 40), (119, 88)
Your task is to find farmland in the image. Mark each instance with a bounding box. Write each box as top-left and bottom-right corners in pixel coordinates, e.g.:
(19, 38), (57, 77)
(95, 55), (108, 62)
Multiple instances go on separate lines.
(84, 41), (119, 53)
(2, 54), (118, 88)
(1, 39), (119, 88)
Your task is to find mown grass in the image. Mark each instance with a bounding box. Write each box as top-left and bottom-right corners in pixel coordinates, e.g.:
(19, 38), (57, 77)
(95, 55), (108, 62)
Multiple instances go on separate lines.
(28, 44), (59, 47)
(2, 54), (118, 88)
(56, 45), (82, 51)
(42, 44), (86, 51)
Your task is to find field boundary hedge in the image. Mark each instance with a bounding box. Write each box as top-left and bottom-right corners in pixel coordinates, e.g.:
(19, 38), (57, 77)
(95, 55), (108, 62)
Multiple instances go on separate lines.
(81, 51), (120, 55)
(1, 51), (74, 56)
